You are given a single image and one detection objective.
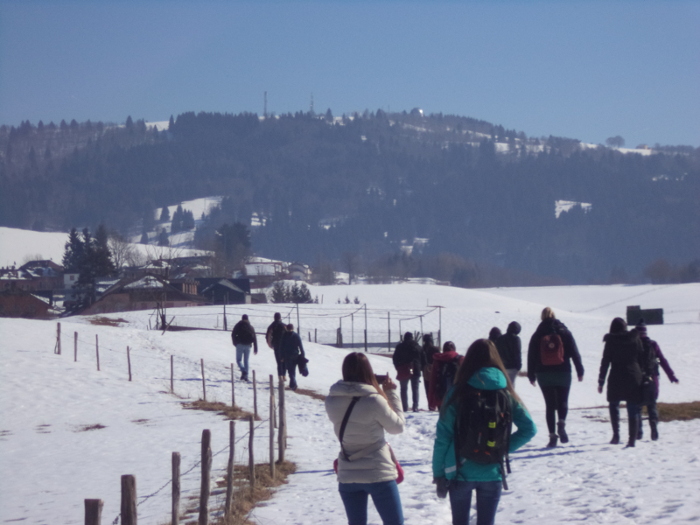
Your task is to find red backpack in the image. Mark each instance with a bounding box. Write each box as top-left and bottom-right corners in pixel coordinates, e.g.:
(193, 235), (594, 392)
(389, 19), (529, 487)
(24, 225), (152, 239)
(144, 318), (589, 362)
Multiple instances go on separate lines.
(540, 332), (564, 366)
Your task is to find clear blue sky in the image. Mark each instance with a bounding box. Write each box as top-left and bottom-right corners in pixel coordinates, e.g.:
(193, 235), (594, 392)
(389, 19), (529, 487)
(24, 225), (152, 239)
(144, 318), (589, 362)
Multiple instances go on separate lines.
(1, 1), (698, 147)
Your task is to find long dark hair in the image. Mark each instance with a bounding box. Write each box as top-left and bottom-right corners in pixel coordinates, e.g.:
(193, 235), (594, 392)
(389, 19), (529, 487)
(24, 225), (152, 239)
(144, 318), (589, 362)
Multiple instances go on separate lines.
(342, 352), (386, 399)
(445, 339), (523, 412)
(609, 317), (627, 334)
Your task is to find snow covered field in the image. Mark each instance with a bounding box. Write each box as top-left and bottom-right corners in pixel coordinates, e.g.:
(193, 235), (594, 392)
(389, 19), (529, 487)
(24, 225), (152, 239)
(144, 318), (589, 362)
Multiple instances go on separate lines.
(1, 282), (699, 524)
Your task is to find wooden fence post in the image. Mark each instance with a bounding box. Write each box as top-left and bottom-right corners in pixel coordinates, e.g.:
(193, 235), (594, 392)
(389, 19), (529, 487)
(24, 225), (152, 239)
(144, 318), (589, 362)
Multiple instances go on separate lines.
(120, 475), (137, 525)
(253, 370), (258, 419)
(270, 383), (276, 478)
(224, 421), (235, 519)
(278, 376), (286, 461)
(127, 346), (132, 382)
(270, 374), (276, 428)
(84, 499), (103, 525)
(56, 322), (61, 355)
(231, 363), (235, 407)
(248, 416), (256, 487)
(170, 355), (174, 393)
(74, 331), (78, 362)
(172, 452), (180, 525)
(200, 359), (206, 401)
(95, 335), (100, 371)
(315, 328), (317, 343)
(199, 429), (212, 525)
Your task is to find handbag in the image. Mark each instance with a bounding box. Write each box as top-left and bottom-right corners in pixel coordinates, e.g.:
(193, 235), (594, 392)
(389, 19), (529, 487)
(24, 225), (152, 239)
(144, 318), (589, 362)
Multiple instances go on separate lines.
(332, 396), (404, 484)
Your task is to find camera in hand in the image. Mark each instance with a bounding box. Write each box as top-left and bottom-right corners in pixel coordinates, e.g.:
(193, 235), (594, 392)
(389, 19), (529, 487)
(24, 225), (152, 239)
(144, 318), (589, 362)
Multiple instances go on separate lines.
(375, 374), (388, 383)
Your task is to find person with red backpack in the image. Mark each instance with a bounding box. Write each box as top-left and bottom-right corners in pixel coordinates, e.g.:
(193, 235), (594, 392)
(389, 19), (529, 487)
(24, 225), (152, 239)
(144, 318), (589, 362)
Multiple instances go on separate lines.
(527, 307), (584, 448)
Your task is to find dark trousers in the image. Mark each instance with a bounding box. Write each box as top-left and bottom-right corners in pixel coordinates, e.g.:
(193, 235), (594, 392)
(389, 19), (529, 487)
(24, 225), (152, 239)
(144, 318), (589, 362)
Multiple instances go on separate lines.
(285, 359), (298, 390)
(274, 346), (285, 377)
(539, 384), (570, 434)
(399, 375), (420, 411)
(448, 480), (502, 525)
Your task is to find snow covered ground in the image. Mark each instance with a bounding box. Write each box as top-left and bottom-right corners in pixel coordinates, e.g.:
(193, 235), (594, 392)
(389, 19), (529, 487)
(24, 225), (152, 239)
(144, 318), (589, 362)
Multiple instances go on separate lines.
(1, 282), (699, 524)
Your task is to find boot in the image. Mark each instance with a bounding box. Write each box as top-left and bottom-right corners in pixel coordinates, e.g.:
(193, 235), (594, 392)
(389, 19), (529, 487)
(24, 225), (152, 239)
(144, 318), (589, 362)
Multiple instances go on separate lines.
(557, 421), (569, 444)
(650, 421), (659, 441)
(547, 433), (558, 448)
(610, 409), (620, 444)
(626, 415), (638, 448)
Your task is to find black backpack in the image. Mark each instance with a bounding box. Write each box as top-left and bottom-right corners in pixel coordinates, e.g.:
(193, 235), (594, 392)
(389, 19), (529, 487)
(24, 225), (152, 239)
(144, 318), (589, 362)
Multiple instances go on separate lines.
(640, 337), (659, 377)
(455, 386), (513, 488)
(435, 356), (461, 402)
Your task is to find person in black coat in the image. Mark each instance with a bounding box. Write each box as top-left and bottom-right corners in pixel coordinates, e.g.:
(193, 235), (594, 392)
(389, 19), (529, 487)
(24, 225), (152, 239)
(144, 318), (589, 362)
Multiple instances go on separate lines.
(392, 332), (423, 412)
(280, 323), (305, 391)
(231, 314), (258, 382)
(598, 317), (645, 447)
(528, 307), (584, 448)
(266, 312), (287, 379)
(496, 321), (522, 385)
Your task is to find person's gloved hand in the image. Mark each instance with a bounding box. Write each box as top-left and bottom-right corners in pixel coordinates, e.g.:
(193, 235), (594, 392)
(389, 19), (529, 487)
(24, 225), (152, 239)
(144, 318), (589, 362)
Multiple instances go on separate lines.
(434, 477), (450, 499)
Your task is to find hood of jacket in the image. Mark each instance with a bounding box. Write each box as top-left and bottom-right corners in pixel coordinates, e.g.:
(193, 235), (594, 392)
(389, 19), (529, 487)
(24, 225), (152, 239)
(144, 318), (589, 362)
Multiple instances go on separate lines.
(433, 350), (461, 363)
(328, 381), (381, 398)
(467, 367), (507, 391)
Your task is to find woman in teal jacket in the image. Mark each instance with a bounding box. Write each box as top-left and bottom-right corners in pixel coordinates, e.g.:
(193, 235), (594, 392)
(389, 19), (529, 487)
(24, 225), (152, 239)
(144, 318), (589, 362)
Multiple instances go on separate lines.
(432, 339), (536, 525)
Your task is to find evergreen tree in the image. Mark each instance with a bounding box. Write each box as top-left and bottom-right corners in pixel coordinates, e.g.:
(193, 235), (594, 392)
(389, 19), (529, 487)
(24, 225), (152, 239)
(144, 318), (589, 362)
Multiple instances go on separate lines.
(62, 228), (84, 271)
(159, 207), (170, 222)
(158, 228), (169, 246)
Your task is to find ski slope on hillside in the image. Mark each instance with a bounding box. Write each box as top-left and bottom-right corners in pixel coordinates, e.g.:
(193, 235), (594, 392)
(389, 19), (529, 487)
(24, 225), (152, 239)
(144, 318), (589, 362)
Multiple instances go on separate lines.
(1, 283), (699, 524)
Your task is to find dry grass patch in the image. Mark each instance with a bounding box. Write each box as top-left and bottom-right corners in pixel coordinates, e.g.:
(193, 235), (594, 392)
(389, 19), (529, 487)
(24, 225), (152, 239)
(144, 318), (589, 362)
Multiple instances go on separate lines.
(76, 424), (106, 432)
(88, 316), (128, 326)
(656, 401), (700, 422)
(183, 400), (257, 421)
(213, 461), (297, 525)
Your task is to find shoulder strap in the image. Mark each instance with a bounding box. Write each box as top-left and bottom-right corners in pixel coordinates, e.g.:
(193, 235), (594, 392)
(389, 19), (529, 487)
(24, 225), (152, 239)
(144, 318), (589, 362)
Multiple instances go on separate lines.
(338, 396), (361, 461)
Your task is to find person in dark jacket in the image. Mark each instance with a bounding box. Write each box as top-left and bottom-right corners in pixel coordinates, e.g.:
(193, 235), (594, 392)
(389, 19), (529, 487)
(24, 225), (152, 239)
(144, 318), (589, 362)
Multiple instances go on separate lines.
(528, 307), (584, 448)
(280, 323), (305, 391)
(392, 332), (423, 412)
(231, 314), (258, 382)
(421, 334), (440, 410)
(598, 317), (645, 447)
(266, 312), (287, 380)
(635, 320), (679, 441)
(429, 341), (463, 411)
(488, 327), (502, 344)
(495, 321), (522, 386)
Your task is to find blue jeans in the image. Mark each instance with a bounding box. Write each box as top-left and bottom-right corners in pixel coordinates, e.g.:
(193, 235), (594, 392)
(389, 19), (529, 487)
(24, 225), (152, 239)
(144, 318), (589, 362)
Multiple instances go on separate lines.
(448, 480), (502, 525)
(235, 344), (251, 376)
(339, 480), (404, 525)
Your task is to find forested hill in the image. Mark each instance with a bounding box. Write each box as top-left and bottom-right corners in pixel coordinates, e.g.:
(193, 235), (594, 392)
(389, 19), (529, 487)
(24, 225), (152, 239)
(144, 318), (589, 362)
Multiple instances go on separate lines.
(1, 111), (698, 284)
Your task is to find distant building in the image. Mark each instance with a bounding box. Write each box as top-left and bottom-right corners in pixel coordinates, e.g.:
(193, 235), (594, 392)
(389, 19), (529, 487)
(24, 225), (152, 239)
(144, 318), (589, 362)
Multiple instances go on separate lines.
(288, 262), (311, 282)
(196, 277), (250, 304)
(80, 274), (205, 315)
(0, 290), (52, 319)
(244, 257), (288, 290)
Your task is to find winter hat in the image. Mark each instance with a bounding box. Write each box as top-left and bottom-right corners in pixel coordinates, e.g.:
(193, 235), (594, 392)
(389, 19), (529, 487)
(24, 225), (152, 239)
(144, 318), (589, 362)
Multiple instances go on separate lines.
(488, 327), (502, 342)
(242, 314), (249, 320)
(507, 321), (521, 335)
(404, 332), (413, 341)
(636, 319), (648, 335)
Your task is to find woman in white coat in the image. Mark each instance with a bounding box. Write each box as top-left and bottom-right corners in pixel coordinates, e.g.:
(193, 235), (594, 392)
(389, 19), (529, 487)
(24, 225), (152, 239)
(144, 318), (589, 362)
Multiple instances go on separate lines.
(326, 352), (406, 525)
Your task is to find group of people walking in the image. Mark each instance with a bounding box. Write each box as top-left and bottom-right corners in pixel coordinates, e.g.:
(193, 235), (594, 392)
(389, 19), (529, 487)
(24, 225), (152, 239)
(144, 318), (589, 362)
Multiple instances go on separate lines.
(326, 306), (677, 525)
(230, 307), (677, 525)
(231, 312), (307, 390)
